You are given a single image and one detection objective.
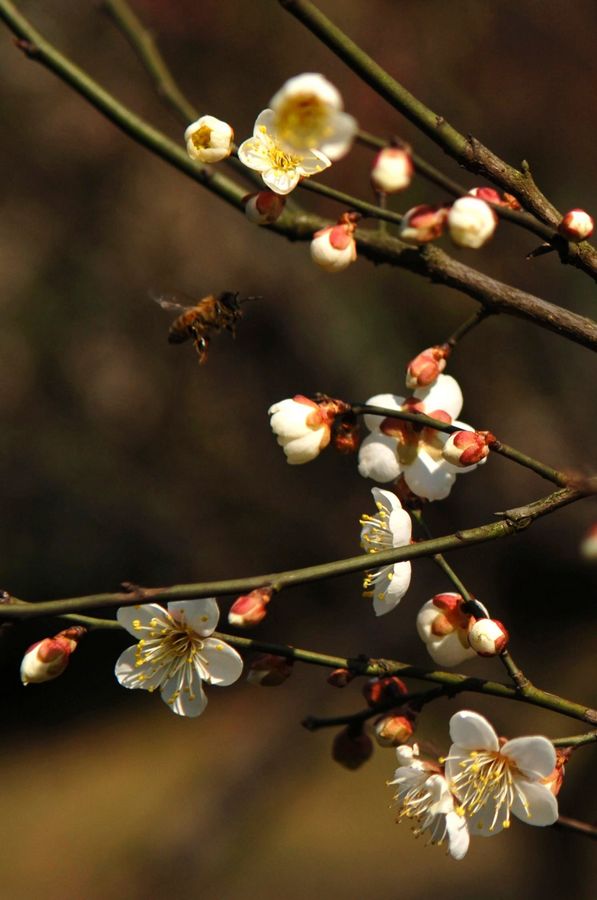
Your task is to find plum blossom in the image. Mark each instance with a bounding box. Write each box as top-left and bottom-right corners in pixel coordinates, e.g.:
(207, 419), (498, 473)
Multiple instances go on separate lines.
(238, 109), (331, 195)
(269, 73), (357, 160)
(389, 744), (470, 860)
(445, 710), (558, 835)
(268, 395), (332, 464)
(360, 487), (412, 616)
(358, 374), (480, 501)
(184, 115), (233, 163)
(447, 196), (497, 248)
(558, 208), (594, 242)
(310, 213), (358, 273)
(115, 598), (243, 717)
(370, 146), (413, 193)
(416, 593), (486, 666)
(21, 626), (86, 685)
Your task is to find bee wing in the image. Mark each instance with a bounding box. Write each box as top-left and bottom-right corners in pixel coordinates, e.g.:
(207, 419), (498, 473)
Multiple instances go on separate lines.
(149, 289), (195, 313)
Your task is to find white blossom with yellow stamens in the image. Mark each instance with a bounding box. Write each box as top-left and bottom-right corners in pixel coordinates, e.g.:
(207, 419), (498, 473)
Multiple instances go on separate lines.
(184, 115), (234, 163)
(389, 744), (470, 860)
(360, 487), (412, 616)
(115, 598), (243, 717)
(237, 109), (331, 195)
(269, 73), (357, 160)
(445, 710), (558, 835)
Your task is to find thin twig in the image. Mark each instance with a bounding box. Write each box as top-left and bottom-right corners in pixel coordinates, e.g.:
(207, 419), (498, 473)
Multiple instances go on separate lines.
(553, 816), (597, 840)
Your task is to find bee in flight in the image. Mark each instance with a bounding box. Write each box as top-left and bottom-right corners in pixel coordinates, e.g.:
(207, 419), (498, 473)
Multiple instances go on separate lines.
(151, 289), (258, 364)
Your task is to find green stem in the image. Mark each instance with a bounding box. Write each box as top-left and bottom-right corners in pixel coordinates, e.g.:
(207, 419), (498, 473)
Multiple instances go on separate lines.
(102, 0), (198, 123)
(0, 486), (589, 621)
(552, 731), (597, 748)
(216, 632), (597, 725)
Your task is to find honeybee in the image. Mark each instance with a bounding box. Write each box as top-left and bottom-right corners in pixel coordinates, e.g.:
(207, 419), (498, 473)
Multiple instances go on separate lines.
(152, 289), (258, 364)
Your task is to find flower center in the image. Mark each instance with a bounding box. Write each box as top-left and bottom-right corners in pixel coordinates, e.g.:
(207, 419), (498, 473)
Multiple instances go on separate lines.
(381, 402), (452, 466)
(258, 126), (302, 172)
(360, 502), (393, 553)
(190, 125), (213, 150)
(275, 94), (330, 146)
(395, 779), (452, 847)
(449, 750), (523, 831)
(132, 615), (208, 703)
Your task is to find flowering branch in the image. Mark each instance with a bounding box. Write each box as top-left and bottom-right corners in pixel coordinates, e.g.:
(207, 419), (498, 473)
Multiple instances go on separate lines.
(279, 0), (597, 283)
(1, 1), (596, 351)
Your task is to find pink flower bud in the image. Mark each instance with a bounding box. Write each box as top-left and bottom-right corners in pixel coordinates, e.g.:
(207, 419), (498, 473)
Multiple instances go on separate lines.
(244, 191), (286, 225)
(370, 147), (414, 193)
(405, 345), (449, 390)
(310, 213), (358, 273)
(442, 430), (491, 467)
(374, 712), (414, 747)
(468, 618), (509, 656)
(20, 626), (86, 685)
(246, 653), (293, 686)
(398, 204), (448, 244)
(332, 727), (374, 770)
(363, 675), (408, 708)
(558, 209), (594, 242)
(468, 187), (503, 205)
(327, 667), (355, 687)
(228, 587), (273, 628)
(447, 196), (497, 248)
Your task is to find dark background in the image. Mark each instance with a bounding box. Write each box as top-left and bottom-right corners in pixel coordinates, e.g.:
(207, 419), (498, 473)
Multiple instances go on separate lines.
(0, 1), (595, 898)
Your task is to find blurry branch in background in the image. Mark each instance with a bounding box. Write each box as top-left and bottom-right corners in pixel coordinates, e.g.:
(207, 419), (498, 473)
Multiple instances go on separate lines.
(279, 0), (597, 282)
(553, 816), (597, 841)
(1, 1), (596, 350)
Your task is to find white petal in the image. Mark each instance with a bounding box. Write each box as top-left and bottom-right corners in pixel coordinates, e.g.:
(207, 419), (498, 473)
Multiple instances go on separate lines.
(403, 451), (456, 501)
(372, 562), (411, 616)
(319, 112), (358, 160)
(116, 603), (169, 639)
(200, 638), (244, 686)
(363, 393), (404, 432)
(253, 108), (275, 135)
(416, 600), (439, 643)
(160, 668), (208, 717)
(414, 374), (463, 419)
(449, 710), (499, 751)
(501, 736), (556, 780)
(262, 167), (300, 195)
(167, 598), (219, 637)
(371, 486), (402, 515)
(510, 780), (558, 826)
(269, 399), (312, 438)
(388, 507), (412, 546)
(297, 149), (332, 175)
(270, 73), (342, 113)
(283, 429), (326, 464)
(114, 645), (165, 692)
(464, 803), (505, 837)
(237, 138), (270, 172)
(358, 433), (400, 482)
(426, 633), (476, 667)
(445, 811), (470, 860)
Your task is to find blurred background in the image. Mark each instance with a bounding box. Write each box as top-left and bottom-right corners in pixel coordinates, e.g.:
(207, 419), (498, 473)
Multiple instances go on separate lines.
(0, 1), (595, 897)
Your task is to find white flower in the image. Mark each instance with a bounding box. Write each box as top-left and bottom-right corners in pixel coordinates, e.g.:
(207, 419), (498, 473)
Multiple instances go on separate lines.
(184, 115), (233, 163)
(467, 618), (509, 656)
(358, 375), (479, 501)
(390, 745), (470, 860)
(360, 487), (412, 616)
(269, 73), (357, 160)
(370, 147), (413, 193)
(416, 593), (483, 667)
(447, 196), (497, 249)
(269, 395), (332, 464)
(237, 109), (331, 195)
(115, 598), (243, 717)
(310, 220), (357, 273)
(445, 710), (558, 835)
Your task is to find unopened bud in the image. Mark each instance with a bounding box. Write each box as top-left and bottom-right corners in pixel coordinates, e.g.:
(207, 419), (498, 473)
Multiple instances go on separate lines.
(363, 675), (408, 708)
(20, 626), (86, 685)
(395, 742), (420, 767)
(332, 727), (374, 770)
(468, 187), (503, 205)
(558, 209), (594, 242)
(244, 191), (286, 225)
(246, 653), (293, 686)
(327, 667), (355, 687)
(580, 523), (597, 560)
(442, 430), (491, 467)
(370, 147), (413, 193)
(447, 196), (497, 248)
(405, 345), (449, 390)
(310, 212), (358, 273)
(228, 587), (273, 628)
(399, 204), (448, 244)
(374, 712), (415, 747)
(468, 618), (509, 656)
